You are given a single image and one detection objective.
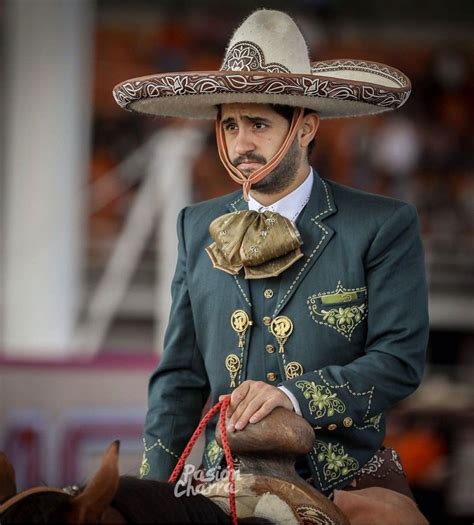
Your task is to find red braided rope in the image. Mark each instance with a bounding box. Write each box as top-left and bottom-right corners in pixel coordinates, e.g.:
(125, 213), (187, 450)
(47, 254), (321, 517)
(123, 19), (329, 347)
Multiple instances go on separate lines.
(168, 396), (238, 525)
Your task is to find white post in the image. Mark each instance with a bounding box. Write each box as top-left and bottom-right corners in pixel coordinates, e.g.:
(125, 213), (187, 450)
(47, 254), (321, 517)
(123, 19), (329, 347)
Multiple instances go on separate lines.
(152, 124), (204, 355)
(2, 0), (94, 357)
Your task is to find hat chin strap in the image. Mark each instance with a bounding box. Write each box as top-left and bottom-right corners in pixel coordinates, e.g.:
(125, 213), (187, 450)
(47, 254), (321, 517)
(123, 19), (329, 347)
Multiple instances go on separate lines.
(215, 107), (305, 201)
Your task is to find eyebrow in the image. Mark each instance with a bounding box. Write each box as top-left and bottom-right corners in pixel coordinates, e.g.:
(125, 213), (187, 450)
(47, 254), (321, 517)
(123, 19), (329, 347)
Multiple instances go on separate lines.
(221, 115), (271, 126)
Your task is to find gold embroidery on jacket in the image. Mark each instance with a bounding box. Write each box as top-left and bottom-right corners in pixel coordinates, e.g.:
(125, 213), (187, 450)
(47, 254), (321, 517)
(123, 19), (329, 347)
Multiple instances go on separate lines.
(307, 281), (368, 340)
(355, 412), (382, 431)
(295, 380), (346, 419)
(320, 291), (358, 304)
(314, 304), (366, 338)
(143, 437), (179, 458)
(315, 440), (359, 482)
(206, 439), (223, 465)
(140, 436), (179, 478)
(367, 413), (382, 430)
(316, 370), (375, 425)
(139, 453), (150, 478)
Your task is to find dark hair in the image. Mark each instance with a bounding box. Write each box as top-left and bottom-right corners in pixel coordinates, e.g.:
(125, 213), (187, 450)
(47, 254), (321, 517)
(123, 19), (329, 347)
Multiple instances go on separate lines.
(0, 492), (70, 523)
(112, 476), (272, 524)
(271, 104), (317, 158)
(1, 478), (272, 524)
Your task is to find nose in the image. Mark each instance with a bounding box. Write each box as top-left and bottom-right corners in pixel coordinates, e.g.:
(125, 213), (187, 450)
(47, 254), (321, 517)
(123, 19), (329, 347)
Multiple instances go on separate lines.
(233, 128), (255, 156)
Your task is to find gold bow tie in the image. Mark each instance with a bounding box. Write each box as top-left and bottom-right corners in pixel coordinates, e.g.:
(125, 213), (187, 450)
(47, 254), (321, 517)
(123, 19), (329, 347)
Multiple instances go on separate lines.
(205, 210), (304, 279)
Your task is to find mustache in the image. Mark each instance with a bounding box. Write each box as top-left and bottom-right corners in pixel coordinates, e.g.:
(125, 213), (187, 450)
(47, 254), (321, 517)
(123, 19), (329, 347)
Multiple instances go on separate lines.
(231, 154), (267, 167)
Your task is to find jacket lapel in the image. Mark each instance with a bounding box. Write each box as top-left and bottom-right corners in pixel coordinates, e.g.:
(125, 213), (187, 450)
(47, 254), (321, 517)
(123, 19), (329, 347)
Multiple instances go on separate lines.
(272, 174), (337, 316)
(226, 193), (253, 307)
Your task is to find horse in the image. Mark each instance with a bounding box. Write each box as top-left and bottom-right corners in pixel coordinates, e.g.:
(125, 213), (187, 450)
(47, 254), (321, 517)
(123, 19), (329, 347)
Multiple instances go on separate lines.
(0, 408), (350, 524)
(0, 441), (278, 524)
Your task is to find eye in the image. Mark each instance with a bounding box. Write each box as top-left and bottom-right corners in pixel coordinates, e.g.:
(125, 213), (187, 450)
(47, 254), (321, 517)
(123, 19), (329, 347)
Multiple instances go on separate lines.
(224, 123), (238, 132)
(253, 121), (267, 129)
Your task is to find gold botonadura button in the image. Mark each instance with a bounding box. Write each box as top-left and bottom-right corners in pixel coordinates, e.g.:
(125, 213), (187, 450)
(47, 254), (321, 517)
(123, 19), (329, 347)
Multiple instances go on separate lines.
(265, 344), (275, 354)
(264, 289), (274, 299)
(263, 316), (272, 326)
(267, 372), (278, 382)
(328, 424), (337, 431)
(343, 417), (353, 428)
(225, 354), (241, 388)
(284, 361), (303, 379)
(269, 315), (293, 353)
(231, 310), (252, 349)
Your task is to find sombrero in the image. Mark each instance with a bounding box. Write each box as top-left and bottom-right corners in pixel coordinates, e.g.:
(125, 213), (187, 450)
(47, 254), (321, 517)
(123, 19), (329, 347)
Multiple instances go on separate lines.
(113, 9), (411, 120)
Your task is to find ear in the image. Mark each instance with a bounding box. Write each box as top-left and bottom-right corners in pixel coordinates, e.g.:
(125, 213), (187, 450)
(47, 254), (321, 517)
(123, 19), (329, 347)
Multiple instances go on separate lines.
(67, 441), (120, 524)
(0, 452), (17, 504)
(299, 112), (320, 148)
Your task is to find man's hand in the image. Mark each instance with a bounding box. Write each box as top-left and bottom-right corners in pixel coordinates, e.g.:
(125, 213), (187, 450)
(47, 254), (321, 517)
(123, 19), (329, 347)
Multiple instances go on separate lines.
(219, 380), (293, 432)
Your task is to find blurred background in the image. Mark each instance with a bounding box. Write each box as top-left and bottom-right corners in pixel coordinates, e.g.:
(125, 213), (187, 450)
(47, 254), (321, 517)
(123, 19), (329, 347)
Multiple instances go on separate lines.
(0, 0), (472, 522)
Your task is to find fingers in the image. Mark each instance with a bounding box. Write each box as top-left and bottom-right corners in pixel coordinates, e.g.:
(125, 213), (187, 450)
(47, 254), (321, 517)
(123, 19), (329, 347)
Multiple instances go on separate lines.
(238, 398), (276, 428)
(231, 395), (266, 431)
(228, 381), (250, 419)
(219, 382), (250, 430)
(228, 381), (264, 431)
(223, 381), (292, 432)
(248, 401), (276, 424)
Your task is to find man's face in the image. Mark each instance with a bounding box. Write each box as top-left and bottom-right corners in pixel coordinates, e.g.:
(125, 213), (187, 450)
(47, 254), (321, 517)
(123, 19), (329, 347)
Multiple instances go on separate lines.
(220, 103), (302, 195)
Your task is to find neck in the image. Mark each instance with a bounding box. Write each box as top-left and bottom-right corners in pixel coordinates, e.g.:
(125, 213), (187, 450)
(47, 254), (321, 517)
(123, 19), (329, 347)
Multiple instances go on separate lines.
(249, 161), (311, 207)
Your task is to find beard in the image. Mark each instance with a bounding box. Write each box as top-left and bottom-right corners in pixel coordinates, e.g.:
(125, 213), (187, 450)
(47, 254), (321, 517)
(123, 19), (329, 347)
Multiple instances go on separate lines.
(231, 138), (301, 195)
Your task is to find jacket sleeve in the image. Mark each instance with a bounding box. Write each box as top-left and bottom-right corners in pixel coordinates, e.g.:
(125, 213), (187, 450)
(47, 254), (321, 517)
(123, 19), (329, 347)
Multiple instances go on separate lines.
(141, 207), (210, 480)
(282, 203), (429, 432)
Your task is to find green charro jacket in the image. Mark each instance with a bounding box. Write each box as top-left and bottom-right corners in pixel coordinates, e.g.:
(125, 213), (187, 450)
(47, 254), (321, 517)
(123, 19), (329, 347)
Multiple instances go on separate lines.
(140, 172), (429, 495)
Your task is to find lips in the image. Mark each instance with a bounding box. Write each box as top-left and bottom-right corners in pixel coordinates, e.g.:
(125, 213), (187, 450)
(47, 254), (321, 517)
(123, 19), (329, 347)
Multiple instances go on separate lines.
(238, 161), (263, 170)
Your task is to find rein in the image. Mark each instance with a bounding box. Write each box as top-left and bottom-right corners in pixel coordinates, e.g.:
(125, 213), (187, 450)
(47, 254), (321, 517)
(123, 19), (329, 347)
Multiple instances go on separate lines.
(0, 486), (67, 513)
(168, 396), (238, 525)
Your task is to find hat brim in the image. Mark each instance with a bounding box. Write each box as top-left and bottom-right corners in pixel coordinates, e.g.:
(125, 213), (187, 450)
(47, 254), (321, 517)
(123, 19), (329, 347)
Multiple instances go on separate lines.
(113, 59), (411, 119)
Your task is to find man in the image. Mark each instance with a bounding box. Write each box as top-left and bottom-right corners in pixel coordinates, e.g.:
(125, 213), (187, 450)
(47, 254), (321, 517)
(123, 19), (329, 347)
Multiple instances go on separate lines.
(114, 9), (429, 521)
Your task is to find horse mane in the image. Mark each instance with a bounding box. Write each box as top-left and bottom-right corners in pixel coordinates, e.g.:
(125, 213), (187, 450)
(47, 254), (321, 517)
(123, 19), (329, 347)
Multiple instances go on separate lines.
(112, 476), (231, 524)
(0, 477), (272, 524)
(0, 491), (70, 524)
(112, 476), (271, 524)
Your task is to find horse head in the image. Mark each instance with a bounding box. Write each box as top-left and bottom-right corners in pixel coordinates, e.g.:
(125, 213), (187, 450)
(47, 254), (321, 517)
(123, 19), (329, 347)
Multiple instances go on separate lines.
(0, 441), (124, 524)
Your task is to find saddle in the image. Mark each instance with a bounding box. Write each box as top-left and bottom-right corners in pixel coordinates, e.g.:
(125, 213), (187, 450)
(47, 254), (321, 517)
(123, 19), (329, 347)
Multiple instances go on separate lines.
(206, 407), (349, 524)
(206, 408), (428, 525)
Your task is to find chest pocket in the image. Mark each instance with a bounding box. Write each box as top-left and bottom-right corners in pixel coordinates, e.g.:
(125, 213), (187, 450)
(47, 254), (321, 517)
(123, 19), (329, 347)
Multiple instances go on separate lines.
(307, 282), (368, 341)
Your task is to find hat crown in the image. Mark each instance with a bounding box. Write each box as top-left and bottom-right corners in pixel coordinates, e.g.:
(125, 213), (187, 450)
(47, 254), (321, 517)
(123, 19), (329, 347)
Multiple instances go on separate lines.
(221, 10), (311, 75)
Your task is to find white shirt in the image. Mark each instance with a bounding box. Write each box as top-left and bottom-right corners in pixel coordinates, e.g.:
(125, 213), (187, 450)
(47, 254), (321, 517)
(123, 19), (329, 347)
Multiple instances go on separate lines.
(247, 168), (314, 415)
(248, 168), (314, 223)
